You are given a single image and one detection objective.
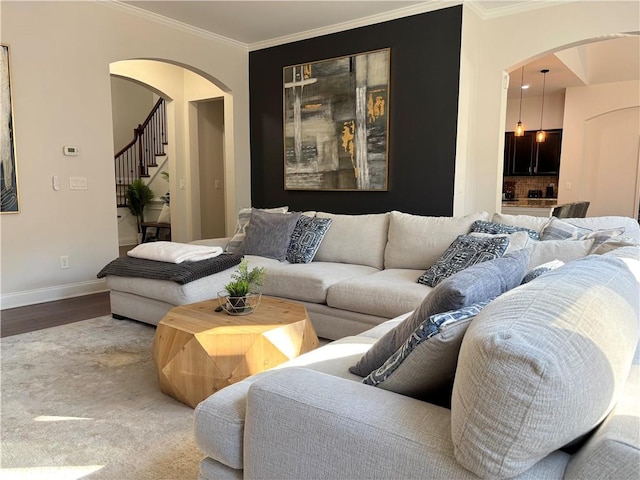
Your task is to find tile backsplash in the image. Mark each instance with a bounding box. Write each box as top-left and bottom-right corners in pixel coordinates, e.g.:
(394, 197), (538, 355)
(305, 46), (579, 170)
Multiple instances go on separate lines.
(504, 176), (559, 199)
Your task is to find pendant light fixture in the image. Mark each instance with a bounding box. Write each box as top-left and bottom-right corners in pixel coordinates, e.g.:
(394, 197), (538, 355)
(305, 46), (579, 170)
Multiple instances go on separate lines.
(515, 67), (525, 137)
(536, 69), (549, 143)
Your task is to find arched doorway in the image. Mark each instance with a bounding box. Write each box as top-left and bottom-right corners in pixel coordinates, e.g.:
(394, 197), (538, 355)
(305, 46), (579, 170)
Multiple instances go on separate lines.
(109, 59), (233, 249)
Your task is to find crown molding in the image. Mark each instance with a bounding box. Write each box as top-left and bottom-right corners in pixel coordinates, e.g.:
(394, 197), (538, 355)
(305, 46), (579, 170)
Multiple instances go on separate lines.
(465, 0), (577, 20)
(248, 1), (462, 51)
(94, 0), (249, 51)
(95, 0), (577, 54)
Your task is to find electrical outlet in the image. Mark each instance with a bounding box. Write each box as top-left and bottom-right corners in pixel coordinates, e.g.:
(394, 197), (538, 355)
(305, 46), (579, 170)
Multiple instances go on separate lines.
(60, 255), (70, 269)
(565, 182), (572, 190)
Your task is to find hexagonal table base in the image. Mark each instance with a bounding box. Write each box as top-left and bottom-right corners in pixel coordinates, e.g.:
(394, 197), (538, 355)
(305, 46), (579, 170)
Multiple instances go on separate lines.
(152, 296), (319, 408)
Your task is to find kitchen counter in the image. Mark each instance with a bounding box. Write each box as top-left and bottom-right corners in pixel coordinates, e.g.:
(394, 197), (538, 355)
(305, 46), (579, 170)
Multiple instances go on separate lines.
(502, 198), (559, 207)
(501, 198), (558, 218)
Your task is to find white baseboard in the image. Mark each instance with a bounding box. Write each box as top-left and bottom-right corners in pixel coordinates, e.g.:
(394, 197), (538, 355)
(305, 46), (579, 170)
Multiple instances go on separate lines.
(0, 279), (109, 310)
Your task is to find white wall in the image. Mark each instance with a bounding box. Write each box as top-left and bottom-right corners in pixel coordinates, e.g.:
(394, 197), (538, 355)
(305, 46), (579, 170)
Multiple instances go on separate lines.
(0, 1), (249, 308)
(504, 91), (565, 132)
(110, 77), (154, 152)
(456, 0), (639, 216)
(559, 80), (640, 216)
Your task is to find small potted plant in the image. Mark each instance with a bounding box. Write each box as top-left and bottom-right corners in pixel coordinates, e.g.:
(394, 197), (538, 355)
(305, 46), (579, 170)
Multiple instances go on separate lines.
(219, 259), (267, 315)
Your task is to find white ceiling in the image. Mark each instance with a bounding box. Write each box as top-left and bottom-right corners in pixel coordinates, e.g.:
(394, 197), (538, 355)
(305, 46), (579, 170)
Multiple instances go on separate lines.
(123, 1), (427, 46)
(119, 0), (639, 96)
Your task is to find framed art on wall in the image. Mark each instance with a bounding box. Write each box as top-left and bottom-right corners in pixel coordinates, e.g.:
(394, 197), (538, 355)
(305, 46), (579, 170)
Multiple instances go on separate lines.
(283, 48), (390, 191)
(1, 44), (19, 213)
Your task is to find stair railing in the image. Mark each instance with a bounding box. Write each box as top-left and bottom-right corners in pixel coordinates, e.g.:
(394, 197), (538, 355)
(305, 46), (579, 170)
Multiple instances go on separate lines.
(114, 98), (167, 207)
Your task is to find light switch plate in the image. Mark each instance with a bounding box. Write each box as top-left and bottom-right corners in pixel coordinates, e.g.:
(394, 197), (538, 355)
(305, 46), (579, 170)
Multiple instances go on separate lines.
(70, 176), (87, 190)
(63, 145), (80, 156)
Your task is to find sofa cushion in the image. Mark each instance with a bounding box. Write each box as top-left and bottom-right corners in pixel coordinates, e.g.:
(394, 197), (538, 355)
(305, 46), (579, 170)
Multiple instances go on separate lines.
(493, 213), (640, 243)
(194, 335), (373, 470)
(314, 212), (389, 269)
(326, 269), (432, 319)
(241, 210), (301, 261)
(362, 301), (490, 400)
(259, 261), (378, 304)
(470, 219), (540, 240)
(591, 237), (640, 255)
(350, 249), (530, 377)
(417, 234), (509, 287)
(567, 216), (640, 243)
(528, 238), (594, 270)
(286, 215), (333, 264)
(451, 255), (640, 479)
(491, 212), (551, 234)
(384, 211), (490, 270)
(226, 206), (288, 253)
(602, 244), (640, 261)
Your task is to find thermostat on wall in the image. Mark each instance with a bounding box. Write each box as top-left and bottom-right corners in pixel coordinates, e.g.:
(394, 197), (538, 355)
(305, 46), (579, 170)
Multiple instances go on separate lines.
(63, 145), (80, 156)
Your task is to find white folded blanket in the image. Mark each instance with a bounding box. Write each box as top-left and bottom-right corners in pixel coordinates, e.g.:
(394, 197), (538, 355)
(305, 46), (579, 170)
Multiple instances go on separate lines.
(127, 241), (223, 264)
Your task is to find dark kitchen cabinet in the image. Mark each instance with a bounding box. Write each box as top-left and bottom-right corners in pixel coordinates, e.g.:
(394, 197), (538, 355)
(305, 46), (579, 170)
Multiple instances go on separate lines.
(504, 129), (562, 176)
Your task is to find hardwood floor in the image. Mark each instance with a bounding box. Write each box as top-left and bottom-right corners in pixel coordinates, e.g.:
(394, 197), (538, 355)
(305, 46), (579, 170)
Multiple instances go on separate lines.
(1, 245), (136, 338)
(1, 292), (112, 338)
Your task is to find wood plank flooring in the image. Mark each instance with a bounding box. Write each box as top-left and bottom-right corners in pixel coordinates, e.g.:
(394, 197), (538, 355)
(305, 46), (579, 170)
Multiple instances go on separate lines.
(1, 292), (112, 338)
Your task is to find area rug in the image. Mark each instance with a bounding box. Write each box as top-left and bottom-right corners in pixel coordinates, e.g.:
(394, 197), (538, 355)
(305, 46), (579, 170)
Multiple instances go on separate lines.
(1, 316), (202, 479)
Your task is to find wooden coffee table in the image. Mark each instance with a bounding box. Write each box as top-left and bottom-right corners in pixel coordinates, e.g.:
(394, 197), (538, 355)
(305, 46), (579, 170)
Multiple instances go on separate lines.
(152, 296), (319, 408)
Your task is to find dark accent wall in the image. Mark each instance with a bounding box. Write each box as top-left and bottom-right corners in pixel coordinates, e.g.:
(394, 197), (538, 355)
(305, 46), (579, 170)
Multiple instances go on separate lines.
(249, 6), (462, 216)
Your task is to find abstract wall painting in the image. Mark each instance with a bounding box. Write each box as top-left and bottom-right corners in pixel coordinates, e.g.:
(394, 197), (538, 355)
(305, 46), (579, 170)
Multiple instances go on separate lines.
(283, 48), (390, 191)
(1, 44), (19, 213)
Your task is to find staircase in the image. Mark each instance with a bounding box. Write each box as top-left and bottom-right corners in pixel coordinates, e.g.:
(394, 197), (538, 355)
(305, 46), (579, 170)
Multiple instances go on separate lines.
(115, 98), (167, 207)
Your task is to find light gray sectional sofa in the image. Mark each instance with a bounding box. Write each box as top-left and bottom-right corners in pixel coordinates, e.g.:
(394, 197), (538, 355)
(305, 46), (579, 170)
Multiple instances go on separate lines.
(105, 210), (640, 340)
(193, 243), (640, 480)
(104, 209), (640, 478)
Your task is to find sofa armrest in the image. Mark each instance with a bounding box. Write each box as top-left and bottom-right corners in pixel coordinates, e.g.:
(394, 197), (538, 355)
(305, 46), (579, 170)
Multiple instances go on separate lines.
(189, 237), (231, 249)
(243, 368), (477, 479)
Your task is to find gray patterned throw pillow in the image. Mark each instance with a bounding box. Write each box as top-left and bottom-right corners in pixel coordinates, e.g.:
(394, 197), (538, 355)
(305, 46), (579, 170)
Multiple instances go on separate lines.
(349, 249), (530, 377)
(417, 235), (509, 287)
(541, 217), (625, 248)
(286, 216), (333, 263)
(363, 301), (491, 398)
(240, 209), (301, 261)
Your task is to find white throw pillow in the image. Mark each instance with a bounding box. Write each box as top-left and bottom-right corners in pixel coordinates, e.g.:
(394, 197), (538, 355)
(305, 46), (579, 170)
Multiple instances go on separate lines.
(528, 239), (594, 269)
